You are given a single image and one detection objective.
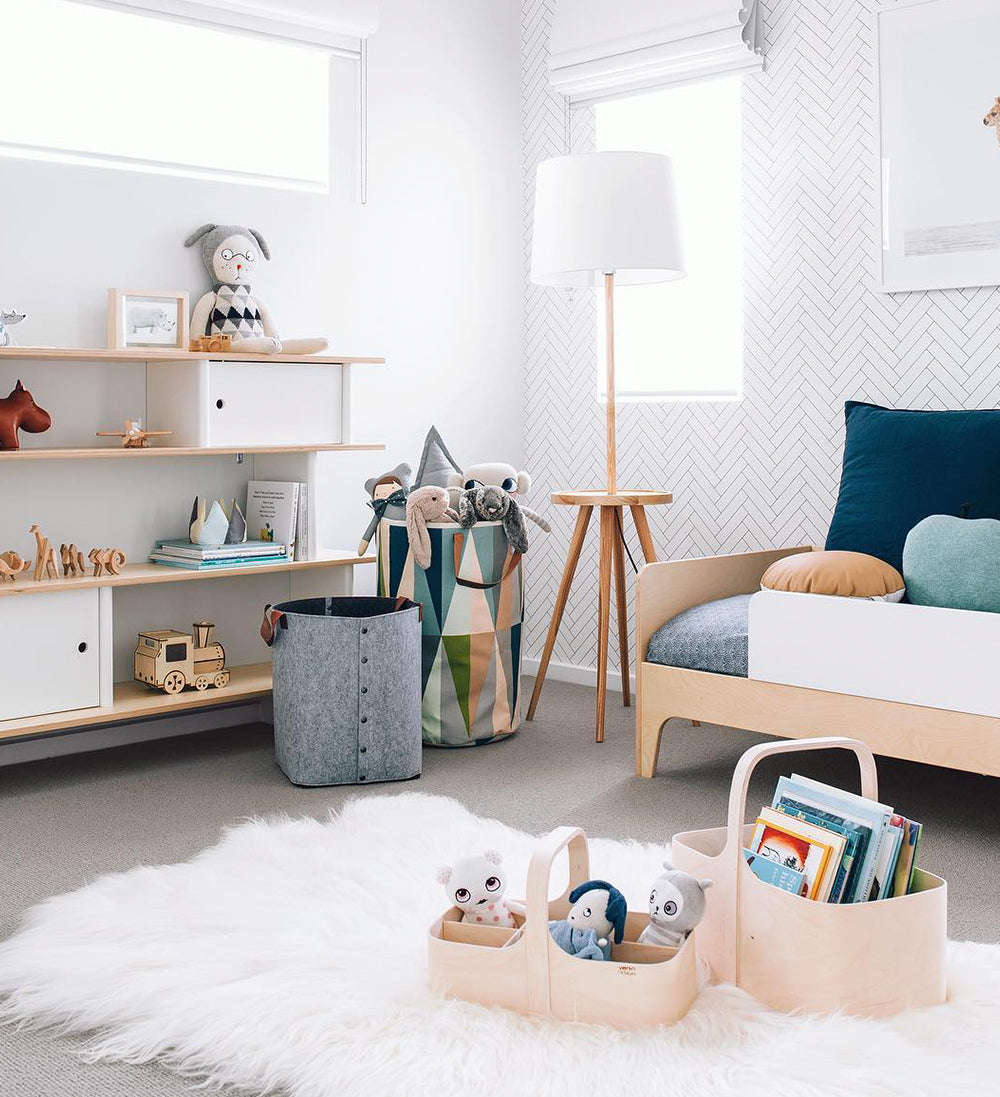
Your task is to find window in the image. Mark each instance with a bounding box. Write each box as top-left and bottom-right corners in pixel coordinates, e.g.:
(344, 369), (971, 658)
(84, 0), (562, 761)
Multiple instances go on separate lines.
(595, 76), (744, 400)
(0, 0), (332, 191)
(164, 643), (188, 663)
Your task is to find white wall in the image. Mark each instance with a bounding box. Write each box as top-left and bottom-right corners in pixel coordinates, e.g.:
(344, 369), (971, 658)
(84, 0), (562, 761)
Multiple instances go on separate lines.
(0, 0), (523, 761)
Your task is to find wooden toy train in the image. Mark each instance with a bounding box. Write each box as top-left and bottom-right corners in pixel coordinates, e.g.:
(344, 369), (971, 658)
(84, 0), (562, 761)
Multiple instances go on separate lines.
(133, 621), (231, 694)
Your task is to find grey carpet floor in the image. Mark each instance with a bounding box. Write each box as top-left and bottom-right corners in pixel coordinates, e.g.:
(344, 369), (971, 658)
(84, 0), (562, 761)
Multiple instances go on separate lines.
(2, 677), (999, 1096)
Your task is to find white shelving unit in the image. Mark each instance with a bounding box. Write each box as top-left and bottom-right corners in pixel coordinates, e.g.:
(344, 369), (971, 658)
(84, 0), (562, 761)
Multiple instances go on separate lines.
(0, 346), (384, 742)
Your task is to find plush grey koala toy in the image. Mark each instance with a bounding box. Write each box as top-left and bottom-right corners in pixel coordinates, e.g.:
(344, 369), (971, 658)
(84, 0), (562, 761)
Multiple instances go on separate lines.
(637, 860), (713, 949)
(458, 485), (529, 554)
(184, 223), (328, 355)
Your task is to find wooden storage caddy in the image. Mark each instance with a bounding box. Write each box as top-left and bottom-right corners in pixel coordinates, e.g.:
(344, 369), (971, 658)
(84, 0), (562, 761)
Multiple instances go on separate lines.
(671, 737), (947, 1018)
(428, 826), (697, 1028)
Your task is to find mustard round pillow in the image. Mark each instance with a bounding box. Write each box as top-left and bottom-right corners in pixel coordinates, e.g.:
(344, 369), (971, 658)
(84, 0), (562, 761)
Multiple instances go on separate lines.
(760, 551), (905, 602)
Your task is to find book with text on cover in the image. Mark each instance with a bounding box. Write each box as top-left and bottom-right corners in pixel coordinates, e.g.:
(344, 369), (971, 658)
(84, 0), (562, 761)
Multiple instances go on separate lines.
(749, 807), (846, 902)
(246, 481), (300, 560)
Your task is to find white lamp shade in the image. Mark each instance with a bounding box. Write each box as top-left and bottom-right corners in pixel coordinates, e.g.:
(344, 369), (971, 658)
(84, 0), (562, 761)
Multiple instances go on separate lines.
(530, 151), (685, 287)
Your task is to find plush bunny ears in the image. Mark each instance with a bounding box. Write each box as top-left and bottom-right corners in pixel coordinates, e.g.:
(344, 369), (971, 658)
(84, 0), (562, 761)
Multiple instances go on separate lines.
(184, 223), (272, 261)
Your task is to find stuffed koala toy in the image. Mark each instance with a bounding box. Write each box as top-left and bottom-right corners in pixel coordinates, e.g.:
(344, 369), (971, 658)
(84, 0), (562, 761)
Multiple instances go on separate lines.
(436, 850), (517, 927)
(448, 462), (550, 533)
(637, 861), (713, 949)
(548, 879), (628, 961)
(184, 223), (328, 356)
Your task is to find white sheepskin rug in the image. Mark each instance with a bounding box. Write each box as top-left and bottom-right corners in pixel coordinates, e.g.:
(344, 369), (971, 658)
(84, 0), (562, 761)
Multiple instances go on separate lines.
(1, 793), (998, 1097)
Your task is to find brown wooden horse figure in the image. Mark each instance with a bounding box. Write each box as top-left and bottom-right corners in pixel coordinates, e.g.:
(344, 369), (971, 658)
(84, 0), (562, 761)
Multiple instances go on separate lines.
(0, 380), (51, 450)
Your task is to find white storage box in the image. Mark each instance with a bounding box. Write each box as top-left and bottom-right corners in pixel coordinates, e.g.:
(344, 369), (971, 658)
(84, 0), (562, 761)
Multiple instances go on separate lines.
(0, 590), (102, 721)
(146, 359), (343, 448)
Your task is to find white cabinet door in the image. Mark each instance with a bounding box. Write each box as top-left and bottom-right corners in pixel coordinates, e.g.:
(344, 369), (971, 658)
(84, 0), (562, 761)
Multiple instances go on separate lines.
(0, 590), (101, 721)
(207, 361), (342, 446)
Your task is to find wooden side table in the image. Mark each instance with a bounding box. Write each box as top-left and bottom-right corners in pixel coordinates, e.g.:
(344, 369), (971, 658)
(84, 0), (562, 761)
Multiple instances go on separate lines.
(526, 489), (672, 742)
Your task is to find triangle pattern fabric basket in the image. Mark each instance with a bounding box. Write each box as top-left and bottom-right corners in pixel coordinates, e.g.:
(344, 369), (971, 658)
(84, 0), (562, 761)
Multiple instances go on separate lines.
(377, 518), (522, 746)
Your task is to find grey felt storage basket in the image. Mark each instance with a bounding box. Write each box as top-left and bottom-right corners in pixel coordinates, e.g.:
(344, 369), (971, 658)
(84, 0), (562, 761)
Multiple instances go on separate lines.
(260, 596), (422, 787)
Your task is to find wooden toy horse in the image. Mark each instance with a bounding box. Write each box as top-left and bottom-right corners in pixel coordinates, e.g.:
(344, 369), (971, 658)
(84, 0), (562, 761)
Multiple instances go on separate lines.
(0, 380), (51, 450)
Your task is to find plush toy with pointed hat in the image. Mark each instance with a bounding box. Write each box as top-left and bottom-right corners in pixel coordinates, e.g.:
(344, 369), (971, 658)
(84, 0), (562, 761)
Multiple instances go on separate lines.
(184, 223), (328, 356)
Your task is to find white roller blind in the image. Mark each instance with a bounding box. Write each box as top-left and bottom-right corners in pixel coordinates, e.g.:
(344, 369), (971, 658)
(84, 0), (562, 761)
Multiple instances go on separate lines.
(549, 0), (762, 104)
(71, 0), (378, 51)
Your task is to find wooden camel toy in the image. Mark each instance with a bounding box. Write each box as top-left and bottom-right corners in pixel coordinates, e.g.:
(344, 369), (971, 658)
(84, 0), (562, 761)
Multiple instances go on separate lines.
(61, 543), (86, 577)
(0, 551), (31, 583)
(0, 381), (51, 450)
(29, 524), (58, 581)
(89, 547), (126, 577)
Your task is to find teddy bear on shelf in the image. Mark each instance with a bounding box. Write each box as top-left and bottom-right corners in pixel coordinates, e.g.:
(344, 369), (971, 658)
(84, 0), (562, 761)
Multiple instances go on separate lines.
(184, 223), (328, 356)
(637, 861), (713, 949)
(436, 850), (517, 928)
(548, 879), (628, 961)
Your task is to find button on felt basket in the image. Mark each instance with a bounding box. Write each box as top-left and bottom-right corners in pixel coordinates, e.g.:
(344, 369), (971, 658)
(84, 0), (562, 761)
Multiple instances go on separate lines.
(427, 826), (698, 1028)
(261, 596), (422, 787)
(671, 737), (947, 1018)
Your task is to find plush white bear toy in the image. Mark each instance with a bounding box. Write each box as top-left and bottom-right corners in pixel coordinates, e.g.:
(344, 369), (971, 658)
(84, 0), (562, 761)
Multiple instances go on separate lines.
(436, 850), (517, 928)
(184, 223), (328, 356)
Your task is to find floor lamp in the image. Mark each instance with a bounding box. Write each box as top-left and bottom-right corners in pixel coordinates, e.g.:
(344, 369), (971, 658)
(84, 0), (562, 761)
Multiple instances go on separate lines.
(527, 151), (685, 742)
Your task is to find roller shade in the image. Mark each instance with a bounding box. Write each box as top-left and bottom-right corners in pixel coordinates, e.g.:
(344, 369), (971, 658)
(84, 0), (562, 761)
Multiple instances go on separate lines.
(72, 0), (378, 51)
(549, 0), (762, 105)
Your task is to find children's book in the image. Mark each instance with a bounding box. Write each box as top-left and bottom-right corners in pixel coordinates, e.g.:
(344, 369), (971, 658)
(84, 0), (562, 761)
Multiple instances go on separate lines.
(774, 799), (861, 903)
(246, 482), (299, 558)
(749, 808), (846, 901)
(890, 816), (923, 897)
(153, 538), (284, 560)
(149, 553), (289, 571)
(778, 775), (893, 902)
(294, 482), (310, 561)
(744, 849), (809, 896)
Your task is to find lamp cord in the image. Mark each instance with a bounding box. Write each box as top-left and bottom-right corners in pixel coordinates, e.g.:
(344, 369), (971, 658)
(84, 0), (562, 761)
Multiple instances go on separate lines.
(614, 508), (640, 574)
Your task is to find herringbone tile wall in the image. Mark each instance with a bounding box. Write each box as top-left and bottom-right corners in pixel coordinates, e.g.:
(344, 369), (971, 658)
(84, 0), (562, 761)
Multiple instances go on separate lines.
(521, 0), (1000, 677)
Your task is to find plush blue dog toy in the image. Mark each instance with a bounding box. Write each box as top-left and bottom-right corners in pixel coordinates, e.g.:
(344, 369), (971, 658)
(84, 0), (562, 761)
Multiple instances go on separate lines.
(549, 879), (628, 961)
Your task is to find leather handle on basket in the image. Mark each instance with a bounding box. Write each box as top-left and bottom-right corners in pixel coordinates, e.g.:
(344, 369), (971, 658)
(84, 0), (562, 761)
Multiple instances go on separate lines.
(522, 827), (590, 1019)
(393, 595), (422, 621)
(452, 532), (521, 590)
(722, 736), (878, 985)
(260, 604), (288, 647)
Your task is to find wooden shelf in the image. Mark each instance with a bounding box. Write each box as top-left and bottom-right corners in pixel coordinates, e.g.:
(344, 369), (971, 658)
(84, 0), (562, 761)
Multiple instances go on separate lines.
(0, 346), (384, 365)
(0, 551), (375, 599)
(0, 662), (274, 741)
(0, 442), (384, 461)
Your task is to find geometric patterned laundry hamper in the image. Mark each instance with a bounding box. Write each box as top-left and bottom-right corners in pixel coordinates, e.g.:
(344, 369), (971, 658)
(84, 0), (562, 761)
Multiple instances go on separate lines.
(377, 518), (523, 746)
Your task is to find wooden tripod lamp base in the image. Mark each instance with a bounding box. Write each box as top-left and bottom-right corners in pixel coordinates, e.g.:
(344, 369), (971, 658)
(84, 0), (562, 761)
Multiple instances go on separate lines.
(526, 488), (671, 742)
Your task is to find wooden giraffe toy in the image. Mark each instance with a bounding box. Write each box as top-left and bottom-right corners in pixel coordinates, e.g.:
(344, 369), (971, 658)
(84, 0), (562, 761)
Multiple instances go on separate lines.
(29, 524), (58, 581)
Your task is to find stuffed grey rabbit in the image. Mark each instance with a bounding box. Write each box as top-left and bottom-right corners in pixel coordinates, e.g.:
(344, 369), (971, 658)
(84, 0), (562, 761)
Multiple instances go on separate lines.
(458, 485), (529, 554)
(405, 486), (458, 569)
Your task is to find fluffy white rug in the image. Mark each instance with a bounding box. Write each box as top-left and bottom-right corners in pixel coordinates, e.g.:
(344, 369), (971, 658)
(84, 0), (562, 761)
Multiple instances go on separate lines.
(1, 793), (997, 1097)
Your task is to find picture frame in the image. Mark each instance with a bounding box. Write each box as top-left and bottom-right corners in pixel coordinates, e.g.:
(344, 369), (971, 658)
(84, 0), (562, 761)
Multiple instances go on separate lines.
(107, 289), (189, 350)
(876, 0), (1000, 292)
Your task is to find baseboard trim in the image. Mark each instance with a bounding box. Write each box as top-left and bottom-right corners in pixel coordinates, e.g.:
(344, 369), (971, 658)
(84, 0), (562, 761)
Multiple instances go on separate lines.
(522, 656), (635, 694)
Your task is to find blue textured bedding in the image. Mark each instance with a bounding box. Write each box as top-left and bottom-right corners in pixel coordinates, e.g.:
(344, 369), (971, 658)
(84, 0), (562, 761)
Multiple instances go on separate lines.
(646, 594), (750, 678)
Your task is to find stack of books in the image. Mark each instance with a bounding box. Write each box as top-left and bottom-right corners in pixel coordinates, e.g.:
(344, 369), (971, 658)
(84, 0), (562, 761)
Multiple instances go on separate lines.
(744, 773), (923, 903)
(149, 539), (289, 571)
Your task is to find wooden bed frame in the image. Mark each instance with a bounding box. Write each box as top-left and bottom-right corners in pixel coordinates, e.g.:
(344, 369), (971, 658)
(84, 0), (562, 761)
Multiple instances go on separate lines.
(635, 546), (1000, 779)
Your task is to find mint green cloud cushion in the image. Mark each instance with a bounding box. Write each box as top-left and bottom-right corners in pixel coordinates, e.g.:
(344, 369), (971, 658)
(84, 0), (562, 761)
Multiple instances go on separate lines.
(902, 515), (1000, 613)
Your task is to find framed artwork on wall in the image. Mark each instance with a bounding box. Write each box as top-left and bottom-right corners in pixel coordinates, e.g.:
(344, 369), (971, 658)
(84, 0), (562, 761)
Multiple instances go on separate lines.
(876, 0), (1000, 292)
(107, 289), (189, 350)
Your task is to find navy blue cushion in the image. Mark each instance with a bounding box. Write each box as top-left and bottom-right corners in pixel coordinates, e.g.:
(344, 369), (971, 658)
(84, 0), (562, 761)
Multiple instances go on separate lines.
(646, 595), (750, 678)
(825, 401), (1000, 571)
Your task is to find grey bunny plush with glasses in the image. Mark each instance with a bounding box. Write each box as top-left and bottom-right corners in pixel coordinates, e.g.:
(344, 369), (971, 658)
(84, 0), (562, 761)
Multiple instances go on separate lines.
(184, 223), (328, 356)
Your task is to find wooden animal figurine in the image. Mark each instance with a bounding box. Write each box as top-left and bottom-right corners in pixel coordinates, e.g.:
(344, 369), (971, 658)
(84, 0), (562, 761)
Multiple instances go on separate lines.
(60, 543), (86, 577)
(985, 97), (1000, 147)
(89, 547), (126, 577)
(0, 551), (31, 583)
(134, 622), (230, 694)
(29, 524), (58, 581)
(189, 334), (233, 353)
(96, 419), (174, 449)
(0, 381), (51, 450)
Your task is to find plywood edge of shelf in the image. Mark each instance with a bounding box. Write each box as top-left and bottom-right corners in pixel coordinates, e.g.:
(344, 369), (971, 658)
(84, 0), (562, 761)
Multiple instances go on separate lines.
(0, 442), (385, 461)
(0, 551), (376, 598)
(0, 663), (273, 741)
(0, 347), (385, 365)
